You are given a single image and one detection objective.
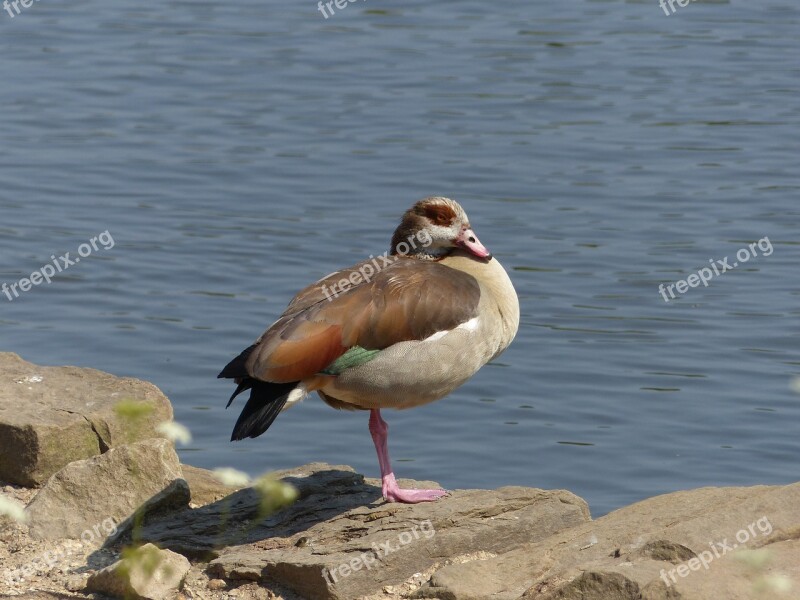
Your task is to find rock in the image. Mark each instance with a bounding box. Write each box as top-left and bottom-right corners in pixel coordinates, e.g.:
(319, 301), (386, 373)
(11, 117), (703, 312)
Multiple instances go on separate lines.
(182, 464), (244, 508)
(0, 352), (172, 486)
(64, 573), (89, 592)
(3, 447), (799, 600)
(26, 439), (188, 541)
(6, 594), (75, 600)
(414, 482), (800, 600)
(176, 465), (591, 600)
(86, 542), (191, 600)
(136, 463), (365, 560)
(207, 578), (227, 590)
(109, 478), (193, 543)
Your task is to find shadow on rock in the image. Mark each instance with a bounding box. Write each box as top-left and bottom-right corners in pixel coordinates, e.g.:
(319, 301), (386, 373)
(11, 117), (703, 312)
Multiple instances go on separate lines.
(104, 465), (375, 561)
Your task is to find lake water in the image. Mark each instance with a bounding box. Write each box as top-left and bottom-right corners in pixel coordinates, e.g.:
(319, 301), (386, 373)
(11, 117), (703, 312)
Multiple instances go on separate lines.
(1, 0), (797, 516)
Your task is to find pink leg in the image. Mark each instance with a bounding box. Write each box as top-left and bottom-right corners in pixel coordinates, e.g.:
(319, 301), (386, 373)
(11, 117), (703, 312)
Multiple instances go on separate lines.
(368, 409), (448, 503)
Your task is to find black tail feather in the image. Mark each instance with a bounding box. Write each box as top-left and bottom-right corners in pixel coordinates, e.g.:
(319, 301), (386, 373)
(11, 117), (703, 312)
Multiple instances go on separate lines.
(226, 379), (253, 408)
(230, 380), (298, 441)
(218, 344), (258, 379)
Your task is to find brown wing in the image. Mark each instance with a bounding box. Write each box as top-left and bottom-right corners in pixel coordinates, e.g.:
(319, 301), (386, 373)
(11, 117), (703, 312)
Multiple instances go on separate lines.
(244, 256), (481, 383)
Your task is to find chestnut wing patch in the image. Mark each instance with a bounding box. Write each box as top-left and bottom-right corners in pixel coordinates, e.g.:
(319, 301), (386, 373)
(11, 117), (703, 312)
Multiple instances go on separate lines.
(244, 258), (481, 383)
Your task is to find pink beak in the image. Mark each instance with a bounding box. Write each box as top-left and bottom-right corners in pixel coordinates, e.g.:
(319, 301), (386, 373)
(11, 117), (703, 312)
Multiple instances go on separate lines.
(456, 228), (492, 260)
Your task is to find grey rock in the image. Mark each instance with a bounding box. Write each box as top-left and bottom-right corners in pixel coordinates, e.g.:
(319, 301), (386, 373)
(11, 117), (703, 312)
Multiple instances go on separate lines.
(0, 352), (172, 486)
(26, 439), (188, 541)
(182, 464), (245, 508)
(86, 542), (191, 600)
(6, 594), (75, 600)
(414, 482), (800, 600)
(155, 464), (590, 600)
(110, 478), (193, 544)
(137, 463), (367, 561)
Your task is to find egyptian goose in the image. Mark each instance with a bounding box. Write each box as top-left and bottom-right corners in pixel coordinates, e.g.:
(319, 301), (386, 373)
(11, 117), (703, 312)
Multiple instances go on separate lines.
(219, 197), (520, 503)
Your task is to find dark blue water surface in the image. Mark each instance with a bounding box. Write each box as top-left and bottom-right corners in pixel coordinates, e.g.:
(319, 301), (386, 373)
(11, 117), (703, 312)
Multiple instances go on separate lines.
(1, 0), (798, 515)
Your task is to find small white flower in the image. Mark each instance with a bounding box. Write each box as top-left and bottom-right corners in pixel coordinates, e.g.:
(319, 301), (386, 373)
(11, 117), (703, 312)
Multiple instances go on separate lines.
(212, 467), (251, 488)
(765, 574), (793, 593)
(282, 485), (297, 501)
(251, 476), (298, 515)
(755, 574), (793, 594)
(0, 494), (28, 523)
(156, 421), (192, 445)
(735, 549), (771, 569)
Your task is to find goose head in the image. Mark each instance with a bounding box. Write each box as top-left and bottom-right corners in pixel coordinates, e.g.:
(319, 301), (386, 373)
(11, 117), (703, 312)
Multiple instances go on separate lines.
(389, 196), (492, 260)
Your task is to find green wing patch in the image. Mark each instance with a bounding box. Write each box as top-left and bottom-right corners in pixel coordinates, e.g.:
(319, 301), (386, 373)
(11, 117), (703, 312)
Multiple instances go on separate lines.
(320, 346), (381, 375)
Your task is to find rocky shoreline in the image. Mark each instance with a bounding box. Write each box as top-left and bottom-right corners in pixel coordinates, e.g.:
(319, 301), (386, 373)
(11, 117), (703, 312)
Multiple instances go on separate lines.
(0, 352), (797, 600)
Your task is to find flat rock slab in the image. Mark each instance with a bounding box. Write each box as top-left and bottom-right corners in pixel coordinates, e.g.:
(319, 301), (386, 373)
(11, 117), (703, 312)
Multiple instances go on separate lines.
(0, 352), (172, 486)
(136, 463), (591, 600)
(135, 463), (374, 560)
(26, 439), (187, 541)
(416, 482), (800, 600)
